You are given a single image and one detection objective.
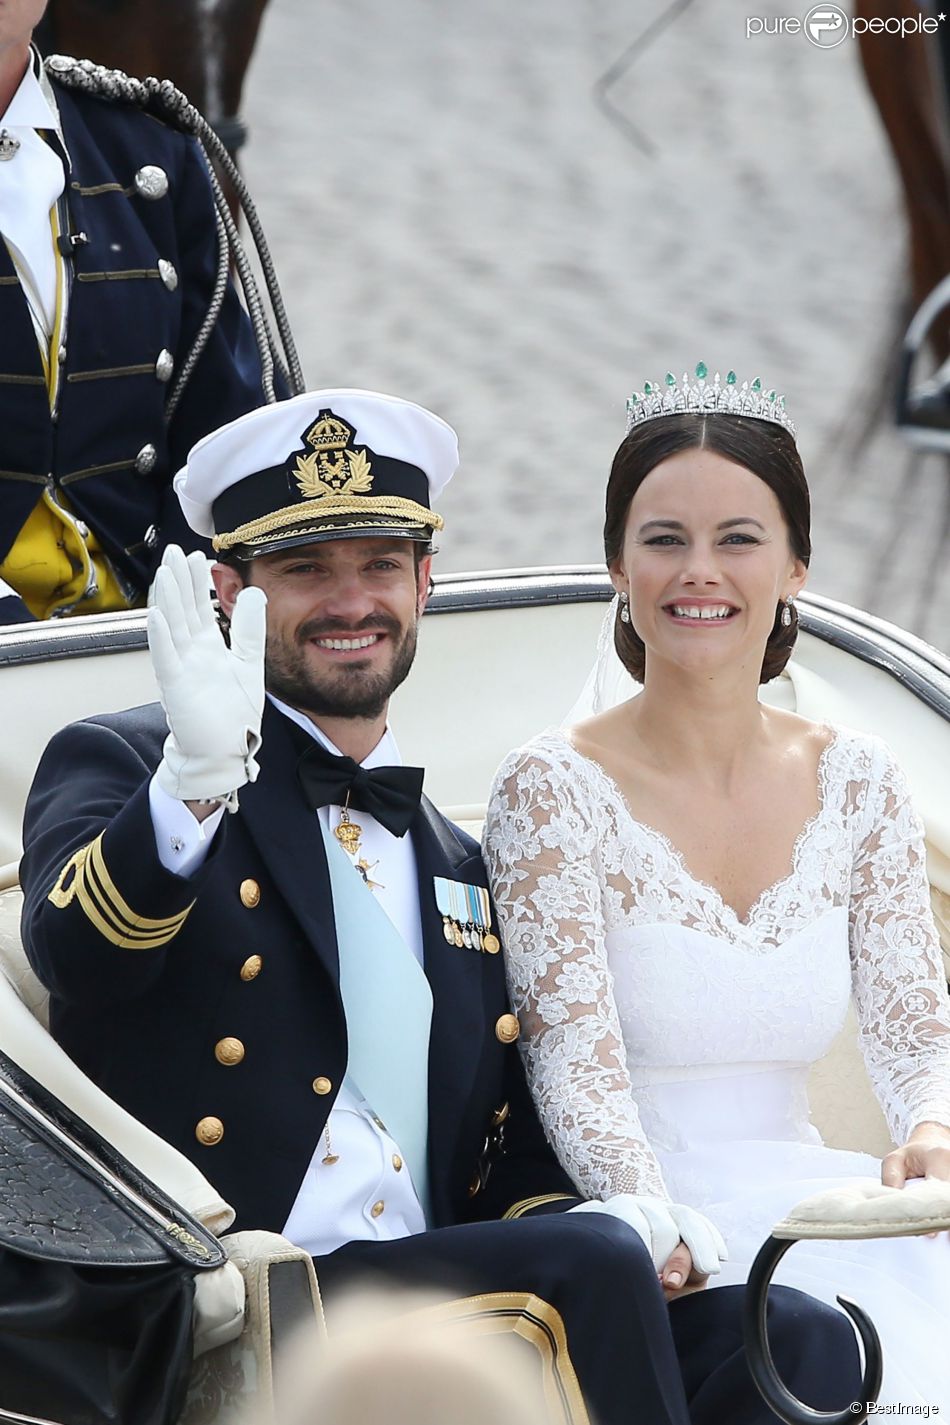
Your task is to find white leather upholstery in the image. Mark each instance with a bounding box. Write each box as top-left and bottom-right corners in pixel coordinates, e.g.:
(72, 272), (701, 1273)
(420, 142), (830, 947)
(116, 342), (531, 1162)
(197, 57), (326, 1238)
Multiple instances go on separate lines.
(773, 1178), (950, 1241)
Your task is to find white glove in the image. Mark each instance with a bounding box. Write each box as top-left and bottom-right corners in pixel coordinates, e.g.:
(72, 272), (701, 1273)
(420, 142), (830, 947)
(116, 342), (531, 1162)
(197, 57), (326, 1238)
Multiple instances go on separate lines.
(147, 545), (266, 811)
(568, 1194), (727, 1277)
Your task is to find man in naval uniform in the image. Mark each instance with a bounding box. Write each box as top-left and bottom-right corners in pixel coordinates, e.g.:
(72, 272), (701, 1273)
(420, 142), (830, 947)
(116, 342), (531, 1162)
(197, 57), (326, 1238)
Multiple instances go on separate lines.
(0, 0), (263, 624)
(20, 390), (861, 1424)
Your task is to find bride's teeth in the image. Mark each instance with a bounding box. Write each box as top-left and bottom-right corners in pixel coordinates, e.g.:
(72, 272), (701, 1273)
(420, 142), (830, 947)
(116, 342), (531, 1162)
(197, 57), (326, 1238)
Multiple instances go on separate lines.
(670, 605), (732, 620)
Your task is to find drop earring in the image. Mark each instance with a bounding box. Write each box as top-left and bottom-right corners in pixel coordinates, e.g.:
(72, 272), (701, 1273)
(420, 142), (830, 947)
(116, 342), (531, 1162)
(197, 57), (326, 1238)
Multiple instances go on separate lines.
(781, 598), (794, 628)
(619, 592), (631, 625)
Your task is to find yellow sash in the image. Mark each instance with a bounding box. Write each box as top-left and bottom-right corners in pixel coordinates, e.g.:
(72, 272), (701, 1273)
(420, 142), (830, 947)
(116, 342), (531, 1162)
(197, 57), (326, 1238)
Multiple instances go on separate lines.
(0, 199), (131, 619)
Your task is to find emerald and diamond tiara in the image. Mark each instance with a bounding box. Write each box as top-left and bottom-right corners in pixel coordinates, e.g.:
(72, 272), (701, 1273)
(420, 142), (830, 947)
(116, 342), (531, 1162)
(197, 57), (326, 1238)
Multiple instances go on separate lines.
(625, 363), (796, 439)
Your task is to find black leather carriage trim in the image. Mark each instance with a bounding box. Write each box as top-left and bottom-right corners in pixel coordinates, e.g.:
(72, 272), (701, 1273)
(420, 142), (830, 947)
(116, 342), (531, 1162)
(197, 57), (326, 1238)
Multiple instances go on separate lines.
(60, 459), (137, 484)
(0, 1049), (224, 1270)
(77, 268), (162, 283)
(66, 364), (157, 382)
(48, 834), (194, 949)
(501, 1194), (577, 1220)
(0, 1405), (70, 1423)
(69, 180), (132, 196)
(0, 373), (46, 386)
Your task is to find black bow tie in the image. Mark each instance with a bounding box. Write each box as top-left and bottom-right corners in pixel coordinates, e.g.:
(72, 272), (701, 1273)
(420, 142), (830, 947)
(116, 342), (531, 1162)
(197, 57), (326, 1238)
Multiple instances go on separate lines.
(296, 738), (424, 838)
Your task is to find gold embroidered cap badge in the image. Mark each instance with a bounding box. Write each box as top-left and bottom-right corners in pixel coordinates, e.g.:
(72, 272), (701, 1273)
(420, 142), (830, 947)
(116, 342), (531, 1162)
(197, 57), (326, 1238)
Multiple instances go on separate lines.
(292, 410), (374, 500)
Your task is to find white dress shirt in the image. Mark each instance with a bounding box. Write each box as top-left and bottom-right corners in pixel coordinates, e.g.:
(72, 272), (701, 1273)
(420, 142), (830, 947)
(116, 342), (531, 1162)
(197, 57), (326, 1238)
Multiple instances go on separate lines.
(0, 51), (67, 339)
(148, 696), (428, 1254)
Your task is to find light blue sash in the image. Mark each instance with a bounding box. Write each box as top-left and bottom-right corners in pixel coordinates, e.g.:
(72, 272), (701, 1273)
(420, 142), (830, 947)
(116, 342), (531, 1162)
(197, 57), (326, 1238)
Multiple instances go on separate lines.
(319, 822), (433, 1217)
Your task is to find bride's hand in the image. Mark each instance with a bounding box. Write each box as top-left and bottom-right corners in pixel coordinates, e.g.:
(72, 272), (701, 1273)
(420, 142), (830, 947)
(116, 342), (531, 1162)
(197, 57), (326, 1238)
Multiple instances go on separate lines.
(567, 1194), (728, 1284)
(660, 1241), (709, 1301)
(882, 1121), (950, 1187)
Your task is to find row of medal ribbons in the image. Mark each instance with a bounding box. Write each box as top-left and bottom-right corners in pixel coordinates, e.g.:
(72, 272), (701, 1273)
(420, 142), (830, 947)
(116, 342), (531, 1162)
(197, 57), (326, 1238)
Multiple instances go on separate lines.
(433, 876), (500, 954)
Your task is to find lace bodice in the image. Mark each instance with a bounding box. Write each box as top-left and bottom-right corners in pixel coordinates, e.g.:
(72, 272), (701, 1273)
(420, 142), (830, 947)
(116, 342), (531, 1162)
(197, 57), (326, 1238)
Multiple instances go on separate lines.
(483, 726), (950, 1202)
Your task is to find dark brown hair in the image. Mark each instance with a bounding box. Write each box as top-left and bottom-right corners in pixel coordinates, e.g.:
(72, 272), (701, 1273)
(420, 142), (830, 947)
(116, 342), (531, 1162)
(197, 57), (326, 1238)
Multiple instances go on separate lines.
(604, 414), (811, 684)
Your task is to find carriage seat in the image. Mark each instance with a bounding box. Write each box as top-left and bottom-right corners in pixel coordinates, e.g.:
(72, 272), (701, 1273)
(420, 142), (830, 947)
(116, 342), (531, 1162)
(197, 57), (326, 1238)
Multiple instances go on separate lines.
(0, 868), (326, 1425)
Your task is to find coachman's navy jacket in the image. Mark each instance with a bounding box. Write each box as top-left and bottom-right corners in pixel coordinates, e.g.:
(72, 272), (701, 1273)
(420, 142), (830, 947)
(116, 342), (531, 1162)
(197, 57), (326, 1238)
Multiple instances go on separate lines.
(0, 77), (264, 613)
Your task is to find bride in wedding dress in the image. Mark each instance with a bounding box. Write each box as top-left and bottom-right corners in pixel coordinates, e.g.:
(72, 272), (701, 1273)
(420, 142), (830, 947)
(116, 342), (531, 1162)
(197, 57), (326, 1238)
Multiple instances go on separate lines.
(483, 369), (950, 1412)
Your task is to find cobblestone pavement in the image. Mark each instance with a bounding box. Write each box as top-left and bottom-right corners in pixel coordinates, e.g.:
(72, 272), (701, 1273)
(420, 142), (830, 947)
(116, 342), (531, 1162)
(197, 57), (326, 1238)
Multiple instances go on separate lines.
(242, 0), (950, 649)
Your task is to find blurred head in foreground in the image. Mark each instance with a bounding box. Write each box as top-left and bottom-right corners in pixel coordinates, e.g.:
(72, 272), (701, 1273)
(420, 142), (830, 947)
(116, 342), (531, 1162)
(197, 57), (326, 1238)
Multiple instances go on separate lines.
(261, 1285), (563, 1425)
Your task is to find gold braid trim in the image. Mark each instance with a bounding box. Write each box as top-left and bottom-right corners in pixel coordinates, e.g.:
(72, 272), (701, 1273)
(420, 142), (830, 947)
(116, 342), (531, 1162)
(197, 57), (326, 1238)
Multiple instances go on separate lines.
(213, 495), (444, 552)
(501, 1194), (578, 1221)
(48, 834), (194, 949)
(402, 1292), (590, 1425)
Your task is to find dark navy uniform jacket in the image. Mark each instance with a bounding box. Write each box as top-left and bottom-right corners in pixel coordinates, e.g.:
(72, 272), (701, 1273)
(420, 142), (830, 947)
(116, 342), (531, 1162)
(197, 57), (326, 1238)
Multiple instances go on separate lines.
(20, 702), (582, 1234)
(0, 78), (264, 610)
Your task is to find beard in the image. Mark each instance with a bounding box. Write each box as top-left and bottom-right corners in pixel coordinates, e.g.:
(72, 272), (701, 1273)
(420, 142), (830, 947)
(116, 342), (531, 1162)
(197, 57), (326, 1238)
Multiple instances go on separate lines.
(264, 612), (419, 720)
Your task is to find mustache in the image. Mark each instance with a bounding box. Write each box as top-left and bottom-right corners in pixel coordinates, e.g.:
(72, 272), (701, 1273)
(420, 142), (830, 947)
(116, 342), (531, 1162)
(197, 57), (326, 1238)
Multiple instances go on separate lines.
(296, 614), (402, 642)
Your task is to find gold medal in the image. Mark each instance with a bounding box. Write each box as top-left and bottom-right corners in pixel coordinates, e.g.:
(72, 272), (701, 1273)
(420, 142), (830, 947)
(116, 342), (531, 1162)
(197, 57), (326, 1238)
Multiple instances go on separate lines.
(453, 925), (464, 948)
(334, 813), (363, 856)
(334, 793), (363, 855)
(483, 933), (501, 955)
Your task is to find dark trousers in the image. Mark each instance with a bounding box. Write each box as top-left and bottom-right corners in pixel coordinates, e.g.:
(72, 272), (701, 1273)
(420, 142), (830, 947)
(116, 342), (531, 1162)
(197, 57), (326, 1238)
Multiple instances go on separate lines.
(317, 1213), (862, 1425)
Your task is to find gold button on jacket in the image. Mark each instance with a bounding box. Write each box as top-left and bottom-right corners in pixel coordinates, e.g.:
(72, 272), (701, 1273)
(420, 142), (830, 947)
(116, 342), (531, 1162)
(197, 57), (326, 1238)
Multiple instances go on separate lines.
(392, 1154), (403, 1172)
(239, 954), (262, 981)
(214, 1036), (245, 1066)
(495, 1013), (519, 1044)
(312, 1076), (333, 1095)
(195, 1115), (224, 1146)
(239, 879), (260, 908)
(371, 1199), (385, 1218)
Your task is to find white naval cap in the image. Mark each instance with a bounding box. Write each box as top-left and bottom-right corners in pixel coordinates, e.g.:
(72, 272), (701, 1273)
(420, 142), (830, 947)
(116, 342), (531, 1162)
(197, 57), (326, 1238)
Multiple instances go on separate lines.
(174, 388), (460, 558)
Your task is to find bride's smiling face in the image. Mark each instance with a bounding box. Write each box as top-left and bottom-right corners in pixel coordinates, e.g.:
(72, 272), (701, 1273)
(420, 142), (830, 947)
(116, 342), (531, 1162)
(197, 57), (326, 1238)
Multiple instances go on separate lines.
(611, 448), (808, 679)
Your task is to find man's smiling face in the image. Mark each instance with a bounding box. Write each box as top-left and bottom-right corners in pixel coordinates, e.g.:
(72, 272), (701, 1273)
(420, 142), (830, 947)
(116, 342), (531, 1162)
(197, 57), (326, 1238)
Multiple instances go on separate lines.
(215, 536), (431, 722)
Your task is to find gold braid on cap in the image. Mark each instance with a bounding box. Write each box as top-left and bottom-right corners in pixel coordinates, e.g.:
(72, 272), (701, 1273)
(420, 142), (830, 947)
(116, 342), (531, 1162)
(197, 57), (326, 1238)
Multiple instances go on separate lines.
(212, 494), (444, 552)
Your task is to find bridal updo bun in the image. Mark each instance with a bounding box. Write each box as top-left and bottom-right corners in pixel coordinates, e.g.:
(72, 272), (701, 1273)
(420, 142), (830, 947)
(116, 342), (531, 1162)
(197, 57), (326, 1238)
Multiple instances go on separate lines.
(603, 413), (811, 685)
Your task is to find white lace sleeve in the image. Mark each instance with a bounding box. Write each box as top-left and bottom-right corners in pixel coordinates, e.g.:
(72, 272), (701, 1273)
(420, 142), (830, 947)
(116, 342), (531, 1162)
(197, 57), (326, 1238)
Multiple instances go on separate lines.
(483, 742), (670, 1201)
(848, 739), (950, 1142)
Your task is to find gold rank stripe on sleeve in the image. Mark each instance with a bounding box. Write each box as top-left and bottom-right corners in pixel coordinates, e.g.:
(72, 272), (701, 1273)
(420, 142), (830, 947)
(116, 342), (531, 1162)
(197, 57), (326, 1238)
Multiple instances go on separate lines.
(501, 1194), (578, 1221)
(47, 834), (194, 948)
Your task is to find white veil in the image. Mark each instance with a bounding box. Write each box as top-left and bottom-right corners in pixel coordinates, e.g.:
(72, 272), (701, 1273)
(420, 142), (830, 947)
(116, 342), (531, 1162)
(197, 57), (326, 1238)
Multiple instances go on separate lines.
(563, 596), (643, 724)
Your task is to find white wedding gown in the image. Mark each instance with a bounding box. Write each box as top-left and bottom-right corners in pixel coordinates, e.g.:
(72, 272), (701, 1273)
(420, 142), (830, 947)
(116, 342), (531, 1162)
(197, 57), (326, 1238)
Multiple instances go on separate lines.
(484, 724), (950, 1411)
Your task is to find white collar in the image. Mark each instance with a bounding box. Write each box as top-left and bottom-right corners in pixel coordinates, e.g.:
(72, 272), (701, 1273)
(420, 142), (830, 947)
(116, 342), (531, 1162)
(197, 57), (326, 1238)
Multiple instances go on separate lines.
(4, 50), (58, 130)
(2, 50), (69, 167)
(267, 693), (402, 769)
